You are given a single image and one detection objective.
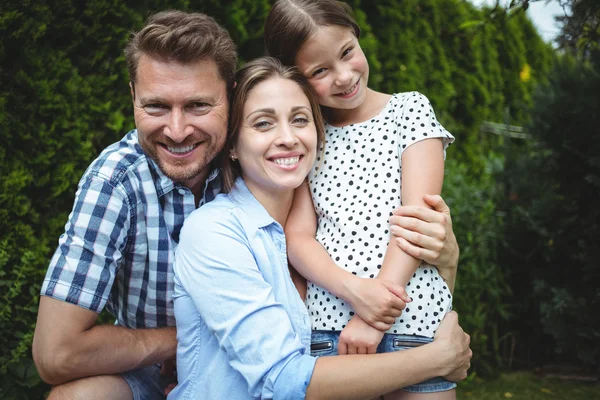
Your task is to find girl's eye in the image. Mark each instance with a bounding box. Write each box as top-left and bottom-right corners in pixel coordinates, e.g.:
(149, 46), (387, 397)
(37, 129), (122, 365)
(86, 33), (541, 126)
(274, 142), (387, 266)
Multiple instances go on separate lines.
(342, 47), (353, 58)
(312, 68), (326, 77)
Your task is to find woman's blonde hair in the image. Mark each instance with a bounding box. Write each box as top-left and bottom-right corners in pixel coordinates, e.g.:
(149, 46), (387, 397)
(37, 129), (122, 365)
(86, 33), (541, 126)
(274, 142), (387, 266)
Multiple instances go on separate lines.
(221, 57), (326, 192)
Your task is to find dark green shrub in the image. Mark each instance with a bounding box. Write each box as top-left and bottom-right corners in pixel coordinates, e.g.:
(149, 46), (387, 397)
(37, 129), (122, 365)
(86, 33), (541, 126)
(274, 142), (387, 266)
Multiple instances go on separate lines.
(501, 51), (600, 369)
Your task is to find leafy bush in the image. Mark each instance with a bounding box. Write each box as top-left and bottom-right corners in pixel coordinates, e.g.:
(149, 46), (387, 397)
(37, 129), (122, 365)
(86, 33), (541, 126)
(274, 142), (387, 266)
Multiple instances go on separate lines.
(501, 51), (600, 369)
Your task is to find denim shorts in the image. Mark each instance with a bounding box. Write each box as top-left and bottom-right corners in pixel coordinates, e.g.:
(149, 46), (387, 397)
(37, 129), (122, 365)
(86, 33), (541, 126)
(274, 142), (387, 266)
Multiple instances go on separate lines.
(310, 330), (456, 393)
(121, 363), (172, 400)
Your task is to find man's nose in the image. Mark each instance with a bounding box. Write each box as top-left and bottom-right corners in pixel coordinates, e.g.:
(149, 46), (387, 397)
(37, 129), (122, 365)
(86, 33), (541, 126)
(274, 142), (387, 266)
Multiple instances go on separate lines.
(163, 109), (192, 142)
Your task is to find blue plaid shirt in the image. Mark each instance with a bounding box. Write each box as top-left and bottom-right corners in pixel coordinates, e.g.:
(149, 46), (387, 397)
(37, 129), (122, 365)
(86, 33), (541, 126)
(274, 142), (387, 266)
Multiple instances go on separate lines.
(41, 130), (222, 328)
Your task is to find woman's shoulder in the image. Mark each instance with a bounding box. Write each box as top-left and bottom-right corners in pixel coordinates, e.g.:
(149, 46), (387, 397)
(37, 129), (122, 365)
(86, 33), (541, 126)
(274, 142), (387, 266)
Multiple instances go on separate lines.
(181, 194), (242, 238)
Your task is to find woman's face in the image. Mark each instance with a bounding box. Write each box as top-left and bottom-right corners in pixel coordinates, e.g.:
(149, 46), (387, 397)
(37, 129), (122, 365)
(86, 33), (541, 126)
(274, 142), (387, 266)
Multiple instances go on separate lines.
(232, 76), (317, 197)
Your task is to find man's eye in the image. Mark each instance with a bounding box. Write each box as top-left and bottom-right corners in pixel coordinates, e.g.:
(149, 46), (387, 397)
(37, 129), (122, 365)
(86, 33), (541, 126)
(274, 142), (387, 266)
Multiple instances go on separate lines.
(145, 104), (167, 111)
(190, 102), (210, 110)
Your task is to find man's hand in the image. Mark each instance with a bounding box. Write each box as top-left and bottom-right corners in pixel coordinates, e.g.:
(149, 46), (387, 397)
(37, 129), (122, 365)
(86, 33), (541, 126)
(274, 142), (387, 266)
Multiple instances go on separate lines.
(343, 277), (410, 331)
(389, 195), (459, 281)
(338, 316), (385, 355)
(432, 311), (472, 382)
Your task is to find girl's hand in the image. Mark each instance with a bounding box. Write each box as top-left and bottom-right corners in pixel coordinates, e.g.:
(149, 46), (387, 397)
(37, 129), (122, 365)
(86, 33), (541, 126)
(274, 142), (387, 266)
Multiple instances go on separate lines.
(338, 316), (385, 355)
(389, 194), (459, 273)
(343, 277), (411, 331)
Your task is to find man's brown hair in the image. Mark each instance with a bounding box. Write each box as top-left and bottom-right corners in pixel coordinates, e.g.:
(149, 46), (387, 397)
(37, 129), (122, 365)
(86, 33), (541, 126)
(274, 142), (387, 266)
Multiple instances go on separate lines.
(125, 10), (237, 94)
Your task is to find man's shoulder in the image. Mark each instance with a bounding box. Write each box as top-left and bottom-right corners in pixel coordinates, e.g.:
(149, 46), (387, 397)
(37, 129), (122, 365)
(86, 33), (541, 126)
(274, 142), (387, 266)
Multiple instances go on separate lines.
(85, 130), (150, 186)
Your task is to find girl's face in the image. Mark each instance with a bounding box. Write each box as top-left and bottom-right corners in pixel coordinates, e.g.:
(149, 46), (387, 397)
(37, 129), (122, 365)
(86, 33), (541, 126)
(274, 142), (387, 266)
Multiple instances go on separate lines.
(231, 77), (317, 197)
(295, 25), (369, 111)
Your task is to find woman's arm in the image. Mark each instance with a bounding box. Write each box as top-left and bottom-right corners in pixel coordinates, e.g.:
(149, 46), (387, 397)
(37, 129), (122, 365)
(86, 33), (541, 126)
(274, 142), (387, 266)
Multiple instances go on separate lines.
(286, 181), (409, 330)
(306, 311), (471, 400)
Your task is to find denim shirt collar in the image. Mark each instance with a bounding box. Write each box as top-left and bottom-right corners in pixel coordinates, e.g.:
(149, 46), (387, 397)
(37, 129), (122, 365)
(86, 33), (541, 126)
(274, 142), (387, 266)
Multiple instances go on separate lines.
(228, 177), (278, 229)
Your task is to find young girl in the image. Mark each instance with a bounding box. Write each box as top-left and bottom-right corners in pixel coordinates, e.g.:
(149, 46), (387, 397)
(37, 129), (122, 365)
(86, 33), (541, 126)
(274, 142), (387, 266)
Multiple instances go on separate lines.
(265, 1), (456, 398)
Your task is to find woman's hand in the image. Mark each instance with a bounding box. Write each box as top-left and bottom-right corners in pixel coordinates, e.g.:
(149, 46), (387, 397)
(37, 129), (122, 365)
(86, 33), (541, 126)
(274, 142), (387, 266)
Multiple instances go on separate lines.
(389, 194), (459, 288)
(432, 311), (472, 382)
(343, 277), (411, 331)
(338, 316), (385, 355)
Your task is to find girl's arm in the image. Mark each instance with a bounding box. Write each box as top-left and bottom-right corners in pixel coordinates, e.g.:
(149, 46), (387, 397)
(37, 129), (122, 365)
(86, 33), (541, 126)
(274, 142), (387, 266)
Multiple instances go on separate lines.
(338, 138), (446, 354)
(285, 181), (409, 330)
(378, 138), (446, 286)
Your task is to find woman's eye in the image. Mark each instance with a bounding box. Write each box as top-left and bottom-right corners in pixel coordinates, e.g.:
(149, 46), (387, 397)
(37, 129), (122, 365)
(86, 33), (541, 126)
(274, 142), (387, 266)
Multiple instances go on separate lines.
(254, 120), (272, 129)
(293, 116), (309, 125)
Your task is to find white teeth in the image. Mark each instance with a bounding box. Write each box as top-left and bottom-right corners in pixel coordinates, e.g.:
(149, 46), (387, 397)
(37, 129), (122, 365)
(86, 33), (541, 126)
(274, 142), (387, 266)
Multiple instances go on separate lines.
(273, 156), (300, 165)
(340, 83), (357, 95)
(167, 145), (194, 154)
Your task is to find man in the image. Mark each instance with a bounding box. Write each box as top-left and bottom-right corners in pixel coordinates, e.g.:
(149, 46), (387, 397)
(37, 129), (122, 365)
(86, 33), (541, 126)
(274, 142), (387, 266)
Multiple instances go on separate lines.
(33, 10), (462, 400)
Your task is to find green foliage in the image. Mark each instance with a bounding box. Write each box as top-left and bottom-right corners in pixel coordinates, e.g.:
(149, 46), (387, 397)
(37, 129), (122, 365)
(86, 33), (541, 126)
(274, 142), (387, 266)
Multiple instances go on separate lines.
(444, 153), (511, 375)
(500, 51), (600, 369)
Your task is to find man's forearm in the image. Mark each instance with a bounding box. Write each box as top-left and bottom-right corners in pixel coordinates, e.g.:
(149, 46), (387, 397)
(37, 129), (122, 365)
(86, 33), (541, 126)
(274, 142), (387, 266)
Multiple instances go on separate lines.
(437, 234), (458, 293)
(35, 323), (176, 385)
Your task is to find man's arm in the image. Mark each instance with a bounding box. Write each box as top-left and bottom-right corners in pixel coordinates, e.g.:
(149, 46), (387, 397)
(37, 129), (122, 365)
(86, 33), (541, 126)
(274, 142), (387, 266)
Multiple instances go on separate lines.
(33, 174), (176, 385)
(33, 297), (177, 385)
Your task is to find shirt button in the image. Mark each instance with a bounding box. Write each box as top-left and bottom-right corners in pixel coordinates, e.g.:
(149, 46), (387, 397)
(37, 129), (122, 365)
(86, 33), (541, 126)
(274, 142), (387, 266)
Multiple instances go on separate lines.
(178, 189), (187, 195)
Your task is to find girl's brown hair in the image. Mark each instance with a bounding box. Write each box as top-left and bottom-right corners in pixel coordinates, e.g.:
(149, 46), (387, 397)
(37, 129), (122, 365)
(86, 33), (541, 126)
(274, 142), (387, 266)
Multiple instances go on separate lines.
(221, 57), (326, 192)
(264, 0), (361, 67)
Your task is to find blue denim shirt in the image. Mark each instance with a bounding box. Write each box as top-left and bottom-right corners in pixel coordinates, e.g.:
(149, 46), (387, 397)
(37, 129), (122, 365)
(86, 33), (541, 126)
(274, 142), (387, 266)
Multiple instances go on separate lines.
(169, 178), (317, 400)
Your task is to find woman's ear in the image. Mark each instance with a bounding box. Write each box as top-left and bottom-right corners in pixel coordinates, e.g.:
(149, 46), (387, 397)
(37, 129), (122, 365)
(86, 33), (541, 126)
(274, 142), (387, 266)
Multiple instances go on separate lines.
(230, 148), (238, 161)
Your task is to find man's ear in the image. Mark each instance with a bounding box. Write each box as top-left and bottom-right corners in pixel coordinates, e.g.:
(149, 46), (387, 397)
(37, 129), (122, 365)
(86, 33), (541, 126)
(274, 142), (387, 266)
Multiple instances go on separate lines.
(129, 81), (136, 101)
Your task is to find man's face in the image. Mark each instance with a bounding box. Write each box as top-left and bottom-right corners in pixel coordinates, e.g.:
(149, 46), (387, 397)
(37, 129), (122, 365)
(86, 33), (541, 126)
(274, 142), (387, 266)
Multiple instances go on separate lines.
(132, 55), (228, 189)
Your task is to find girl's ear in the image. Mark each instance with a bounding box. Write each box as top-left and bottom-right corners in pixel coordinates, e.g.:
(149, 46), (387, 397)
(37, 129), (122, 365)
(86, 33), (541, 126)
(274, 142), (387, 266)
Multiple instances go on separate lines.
(230, 148), (238, 161)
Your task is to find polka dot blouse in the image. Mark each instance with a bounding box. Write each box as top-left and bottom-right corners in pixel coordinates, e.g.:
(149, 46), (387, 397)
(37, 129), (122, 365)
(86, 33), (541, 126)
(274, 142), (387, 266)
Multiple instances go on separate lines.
(307, 92), (455, 336)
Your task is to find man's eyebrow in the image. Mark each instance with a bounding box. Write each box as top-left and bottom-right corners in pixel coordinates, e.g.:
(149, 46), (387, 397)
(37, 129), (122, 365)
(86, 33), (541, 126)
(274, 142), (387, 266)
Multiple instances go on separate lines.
(137, 95), (216, 105)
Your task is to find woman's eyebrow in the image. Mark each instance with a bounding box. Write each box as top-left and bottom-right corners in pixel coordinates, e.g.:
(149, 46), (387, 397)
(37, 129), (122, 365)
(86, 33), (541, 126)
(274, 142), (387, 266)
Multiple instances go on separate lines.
(247, 108), (276, 118)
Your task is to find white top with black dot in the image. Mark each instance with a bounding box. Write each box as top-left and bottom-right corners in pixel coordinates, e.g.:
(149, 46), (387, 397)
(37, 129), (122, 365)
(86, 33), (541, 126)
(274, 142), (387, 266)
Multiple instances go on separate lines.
(307, 92), (455, 336)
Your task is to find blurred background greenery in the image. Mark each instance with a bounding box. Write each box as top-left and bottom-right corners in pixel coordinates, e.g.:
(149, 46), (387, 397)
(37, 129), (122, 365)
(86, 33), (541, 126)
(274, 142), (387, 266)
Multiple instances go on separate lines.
(1, 0), (598, 398)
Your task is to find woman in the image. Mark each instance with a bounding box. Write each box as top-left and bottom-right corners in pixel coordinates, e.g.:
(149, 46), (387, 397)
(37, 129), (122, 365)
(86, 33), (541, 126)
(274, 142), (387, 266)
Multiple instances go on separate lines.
(168, 57), (470, 400)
